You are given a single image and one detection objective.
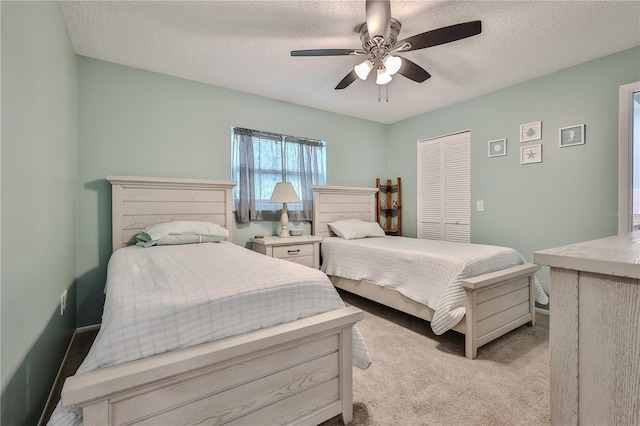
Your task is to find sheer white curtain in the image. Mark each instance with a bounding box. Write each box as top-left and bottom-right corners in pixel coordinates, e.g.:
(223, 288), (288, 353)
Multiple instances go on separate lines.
(231, 127), (326, 223)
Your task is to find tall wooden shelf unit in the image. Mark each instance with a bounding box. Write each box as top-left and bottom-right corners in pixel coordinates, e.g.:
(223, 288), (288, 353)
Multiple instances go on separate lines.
(376, 177), (402, 236)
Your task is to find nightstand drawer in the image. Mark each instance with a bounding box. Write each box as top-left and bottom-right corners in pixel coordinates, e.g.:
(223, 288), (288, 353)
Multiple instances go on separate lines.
(272, 244), (314, 259)
(281, 255), (314, 268)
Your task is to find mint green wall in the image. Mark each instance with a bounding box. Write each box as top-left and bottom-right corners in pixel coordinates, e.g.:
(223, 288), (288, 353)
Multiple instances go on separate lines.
(1, 4), (636, 420)
(76, 57), (387, 325)
(387, 47), (640, 296)
(1, 2), (77, 425)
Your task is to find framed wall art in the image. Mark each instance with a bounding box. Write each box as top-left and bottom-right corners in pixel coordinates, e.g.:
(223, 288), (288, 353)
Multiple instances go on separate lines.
(488, 139), (507, 157)
(520, 121), (542, 142)
(559, 124), (585, 147)
(521, 144), (542, 165)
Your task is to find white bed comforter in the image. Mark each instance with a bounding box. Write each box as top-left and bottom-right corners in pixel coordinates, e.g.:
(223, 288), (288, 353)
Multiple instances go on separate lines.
(321, 236), (549, 335)
(49, 242), (370, 425)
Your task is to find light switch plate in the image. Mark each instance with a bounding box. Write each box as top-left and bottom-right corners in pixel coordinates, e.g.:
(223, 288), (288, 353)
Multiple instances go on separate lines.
(476, 200), (484, 211)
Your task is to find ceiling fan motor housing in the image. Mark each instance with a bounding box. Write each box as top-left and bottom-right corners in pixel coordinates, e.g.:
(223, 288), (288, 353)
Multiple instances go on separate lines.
(359, 18), (401, 52)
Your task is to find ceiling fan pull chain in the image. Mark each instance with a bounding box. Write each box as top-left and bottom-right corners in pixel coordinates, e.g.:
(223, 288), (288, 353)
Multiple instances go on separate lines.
(378, 85), (381, 102)
(386, 84), (389, 102)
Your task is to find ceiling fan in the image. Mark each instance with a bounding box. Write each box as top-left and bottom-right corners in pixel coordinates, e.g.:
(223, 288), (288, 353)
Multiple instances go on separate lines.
(291, 0), (482, 91)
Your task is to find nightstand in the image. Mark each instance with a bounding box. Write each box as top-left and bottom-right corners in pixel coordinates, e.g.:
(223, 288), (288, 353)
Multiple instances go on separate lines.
(250, 235), (322, 269)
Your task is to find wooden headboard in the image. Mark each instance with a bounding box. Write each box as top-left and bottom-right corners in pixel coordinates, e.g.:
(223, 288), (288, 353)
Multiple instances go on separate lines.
(312, 185), (378, 239)
(107, 176), (236, 251)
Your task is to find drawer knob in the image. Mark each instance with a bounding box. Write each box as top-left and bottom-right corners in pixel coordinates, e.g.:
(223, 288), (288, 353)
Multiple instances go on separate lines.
(287, 249), (300, 255)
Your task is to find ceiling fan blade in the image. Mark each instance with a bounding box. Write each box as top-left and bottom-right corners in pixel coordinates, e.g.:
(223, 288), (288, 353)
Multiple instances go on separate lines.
(397, 58), (431, 83)
(335, 70), (358, 90)
(399, 20), (482, 51)
(291, 49), (360, 56)
(366, 0), (391, 41)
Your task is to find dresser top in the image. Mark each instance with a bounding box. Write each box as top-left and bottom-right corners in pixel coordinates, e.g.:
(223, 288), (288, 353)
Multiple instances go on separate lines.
(534, 231), (640, 279)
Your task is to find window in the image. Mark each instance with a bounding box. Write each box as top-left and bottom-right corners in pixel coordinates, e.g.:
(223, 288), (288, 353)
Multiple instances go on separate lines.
(231, 127), (326, 223)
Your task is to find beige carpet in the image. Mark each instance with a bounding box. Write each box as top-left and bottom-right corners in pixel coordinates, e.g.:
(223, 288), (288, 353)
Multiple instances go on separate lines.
(321, 290), (550, 426)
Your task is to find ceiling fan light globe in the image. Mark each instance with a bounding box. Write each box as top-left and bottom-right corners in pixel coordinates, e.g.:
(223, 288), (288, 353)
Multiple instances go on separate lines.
(376, 67), (392, 85)
(354, 59), (374, 80)
(383, 55), (402, 75)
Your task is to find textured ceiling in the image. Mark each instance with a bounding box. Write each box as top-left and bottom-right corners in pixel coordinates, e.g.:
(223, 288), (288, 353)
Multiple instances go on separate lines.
(60, 1), (640, 124)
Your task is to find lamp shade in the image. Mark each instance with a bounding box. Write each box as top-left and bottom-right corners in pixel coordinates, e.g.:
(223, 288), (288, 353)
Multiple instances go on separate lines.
(269, 182), (300, 203)
(383, 55), (402, 75)
(376, 67), (392, 85)
(354, 59), (374, 80)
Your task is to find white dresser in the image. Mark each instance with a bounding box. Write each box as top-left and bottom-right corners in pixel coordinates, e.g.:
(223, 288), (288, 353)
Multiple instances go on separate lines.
(534, 232), (640, 426)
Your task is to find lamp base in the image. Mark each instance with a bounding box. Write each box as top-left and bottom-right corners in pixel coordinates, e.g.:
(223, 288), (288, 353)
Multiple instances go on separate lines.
(278, 228), (290, 238)
(278, 204), (290, 238)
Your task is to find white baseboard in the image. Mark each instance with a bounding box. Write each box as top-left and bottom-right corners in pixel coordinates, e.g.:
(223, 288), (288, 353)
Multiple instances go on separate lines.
(76, 323), (101, 333)
(37, 329), (76, 426)
(37, 324), (101, 425)
(535, 307), (549, 316)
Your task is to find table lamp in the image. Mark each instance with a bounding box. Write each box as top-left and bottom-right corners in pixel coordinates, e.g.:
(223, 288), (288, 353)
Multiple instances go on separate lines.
(270, 182), (300, 238)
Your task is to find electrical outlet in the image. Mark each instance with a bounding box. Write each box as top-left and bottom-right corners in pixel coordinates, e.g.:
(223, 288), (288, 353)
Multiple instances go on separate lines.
(60, 290), (67, 315)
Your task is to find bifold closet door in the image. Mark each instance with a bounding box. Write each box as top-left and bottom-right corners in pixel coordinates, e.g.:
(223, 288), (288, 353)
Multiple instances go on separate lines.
(417, 131), (470, 242)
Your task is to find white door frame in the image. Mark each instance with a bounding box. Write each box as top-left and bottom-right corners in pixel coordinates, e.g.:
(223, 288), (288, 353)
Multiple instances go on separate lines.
(618, 81), (640, 234)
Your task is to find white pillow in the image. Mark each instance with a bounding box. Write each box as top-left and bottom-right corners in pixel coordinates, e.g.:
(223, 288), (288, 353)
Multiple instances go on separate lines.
(140, 234), (226, 247)
(136, 221), (229, 247)
(328, 219), (385, 240)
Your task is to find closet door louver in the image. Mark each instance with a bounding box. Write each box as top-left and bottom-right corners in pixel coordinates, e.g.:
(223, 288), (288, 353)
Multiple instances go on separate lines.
(442, 132), (470, 242)
(418, 139), (443, 240)
(418, 132), (470, 242)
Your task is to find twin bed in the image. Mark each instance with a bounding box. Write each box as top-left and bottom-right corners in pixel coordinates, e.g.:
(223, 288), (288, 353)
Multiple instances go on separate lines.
(313, 185), (548, 360)
(53, 176), (548, 426)
(51, 176), (369, 426)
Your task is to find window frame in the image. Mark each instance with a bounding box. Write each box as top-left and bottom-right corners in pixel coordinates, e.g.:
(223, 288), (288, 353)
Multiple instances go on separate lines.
(231, 127), (327, 223)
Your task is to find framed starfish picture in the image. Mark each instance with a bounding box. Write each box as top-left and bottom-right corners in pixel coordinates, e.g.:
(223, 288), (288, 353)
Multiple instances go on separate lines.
(520, 121), (542, 142)
(521, 144), (542, 165)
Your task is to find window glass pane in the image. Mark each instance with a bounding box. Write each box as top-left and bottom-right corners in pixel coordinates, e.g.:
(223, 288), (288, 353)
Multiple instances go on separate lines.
(254, 137), (283, 212)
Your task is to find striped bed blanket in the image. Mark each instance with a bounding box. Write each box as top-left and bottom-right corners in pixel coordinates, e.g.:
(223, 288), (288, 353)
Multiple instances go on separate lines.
(49, 241), (370, 425)
(321, 236), (549, 335)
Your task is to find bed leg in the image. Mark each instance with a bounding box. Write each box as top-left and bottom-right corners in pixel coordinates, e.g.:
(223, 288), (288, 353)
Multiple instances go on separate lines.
(340, 328), (354, 425)
(529, 273), (536, 327)
(465, 335), (478, 360)
(529, 272), (536, 327)
(341, 409), (353, 425)
(465, 291), (478, 360)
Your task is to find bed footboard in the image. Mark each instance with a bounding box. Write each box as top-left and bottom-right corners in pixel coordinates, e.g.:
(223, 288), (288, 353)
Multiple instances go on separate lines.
(462, 263), (540, 359)
(62, 307), (363, 426)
